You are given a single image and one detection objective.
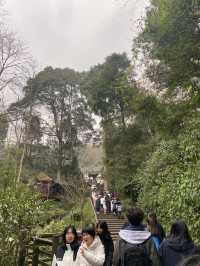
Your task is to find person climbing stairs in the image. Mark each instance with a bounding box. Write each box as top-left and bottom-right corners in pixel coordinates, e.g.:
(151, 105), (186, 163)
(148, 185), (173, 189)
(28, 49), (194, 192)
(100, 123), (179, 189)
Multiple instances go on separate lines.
(97, 213), (126, 241)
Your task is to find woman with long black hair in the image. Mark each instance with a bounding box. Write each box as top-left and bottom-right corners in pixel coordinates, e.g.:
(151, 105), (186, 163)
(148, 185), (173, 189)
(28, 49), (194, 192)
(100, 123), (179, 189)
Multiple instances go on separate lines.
(147, 212), (165, 250)
(159, 220), (199, 266)
(52, 225), (80, 266)
(96, 221), (114, 266)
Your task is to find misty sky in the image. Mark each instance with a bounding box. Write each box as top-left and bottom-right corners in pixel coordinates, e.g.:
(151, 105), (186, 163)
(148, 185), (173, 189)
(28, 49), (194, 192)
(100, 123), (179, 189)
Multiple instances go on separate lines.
(5, 0), (148, 71)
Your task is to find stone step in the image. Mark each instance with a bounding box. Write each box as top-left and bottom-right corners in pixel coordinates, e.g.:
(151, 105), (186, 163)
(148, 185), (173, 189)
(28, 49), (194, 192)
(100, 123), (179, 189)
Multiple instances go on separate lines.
(106, 225), (123, 228)
(104, 224), (124, 227)
(99, 219), (125, 223)
(98, 215), (124, 218)
(103, 223), (124, 226)
(109, 228), (122, 231)
(107, 224), (123, 227)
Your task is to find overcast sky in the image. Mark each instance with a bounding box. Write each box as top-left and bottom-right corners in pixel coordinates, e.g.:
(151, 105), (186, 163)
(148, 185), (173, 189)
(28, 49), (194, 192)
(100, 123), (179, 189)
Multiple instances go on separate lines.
(5, 0), (148, 71)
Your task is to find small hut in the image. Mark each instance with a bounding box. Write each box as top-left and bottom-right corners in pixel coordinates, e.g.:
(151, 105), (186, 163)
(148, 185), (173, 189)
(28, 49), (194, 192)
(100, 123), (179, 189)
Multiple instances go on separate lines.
(36, 172), (53, 198)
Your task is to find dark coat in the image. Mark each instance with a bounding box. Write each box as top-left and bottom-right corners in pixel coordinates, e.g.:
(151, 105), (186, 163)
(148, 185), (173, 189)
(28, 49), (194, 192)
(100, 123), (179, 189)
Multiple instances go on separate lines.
(55, 243), (80, 262)
(96, 198), (101, 212)
(156, 223), (165, 244)
(113, 224), (160, 266)
(159, 238), (199, 266)
(99, 234), (114, 266)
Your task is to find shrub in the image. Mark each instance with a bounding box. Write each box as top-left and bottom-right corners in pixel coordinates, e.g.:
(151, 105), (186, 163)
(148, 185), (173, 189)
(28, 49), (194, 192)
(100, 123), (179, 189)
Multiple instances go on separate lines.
(138, 114), (200, 243)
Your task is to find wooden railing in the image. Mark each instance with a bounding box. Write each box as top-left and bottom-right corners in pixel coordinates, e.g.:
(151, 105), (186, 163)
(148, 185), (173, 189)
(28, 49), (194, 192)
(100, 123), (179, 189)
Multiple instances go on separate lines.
(30, 233), (62, 266)
(90, 197), (98, 222)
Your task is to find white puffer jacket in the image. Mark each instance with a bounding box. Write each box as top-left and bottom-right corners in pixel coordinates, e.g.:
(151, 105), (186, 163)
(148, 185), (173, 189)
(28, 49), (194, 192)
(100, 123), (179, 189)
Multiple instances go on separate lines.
(76, 236), (105, 266)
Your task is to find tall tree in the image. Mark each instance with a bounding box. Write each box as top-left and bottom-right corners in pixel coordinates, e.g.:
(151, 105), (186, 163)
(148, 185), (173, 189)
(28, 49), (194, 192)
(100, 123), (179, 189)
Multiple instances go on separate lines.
(13, 67), (92, 182)
(82, 53), (133, 128)
(135, 0), (200, 101)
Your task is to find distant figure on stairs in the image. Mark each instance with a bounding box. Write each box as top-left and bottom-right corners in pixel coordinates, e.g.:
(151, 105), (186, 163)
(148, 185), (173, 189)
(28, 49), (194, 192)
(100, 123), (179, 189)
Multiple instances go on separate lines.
(95, 195), (101, 215)
(116, 200), (123, 219)
(105, 193), (111, 214)
(100, 195), (107, 214)
(112, 198), (118, 216)
(96, 221), (114, 266)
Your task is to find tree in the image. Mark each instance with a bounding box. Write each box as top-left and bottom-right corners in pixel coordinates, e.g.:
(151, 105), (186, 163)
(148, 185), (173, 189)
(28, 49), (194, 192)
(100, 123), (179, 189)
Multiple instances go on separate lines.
(13, 67), (93, 182)
(82, 53), (133, 128)
(135, 0), (200, 101)
(0, 0), (32, 96)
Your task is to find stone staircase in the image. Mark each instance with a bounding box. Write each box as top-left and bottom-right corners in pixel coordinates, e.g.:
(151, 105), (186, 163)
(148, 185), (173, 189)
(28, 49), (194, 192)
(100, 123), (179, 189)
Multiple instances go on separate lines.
(98, 213), (127, 241)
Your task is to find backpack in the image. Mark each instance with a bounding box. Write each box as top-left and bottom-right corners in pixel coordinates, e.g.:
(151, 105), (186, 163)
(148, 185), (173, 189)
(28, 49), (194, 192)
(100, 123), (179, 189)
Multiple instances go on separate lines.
(151, 236), (160, 251)
(119, 239), (152, 266)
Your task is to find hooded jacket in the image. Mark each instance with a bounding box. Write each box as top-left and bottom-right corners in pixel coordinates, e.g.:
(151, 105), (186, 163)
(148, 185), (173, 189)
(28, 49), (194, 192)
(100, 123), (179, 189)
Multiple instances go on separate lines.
(76, 236), (105, 266)
(158, 238), (199, 266)
(113, 224), (160, 266)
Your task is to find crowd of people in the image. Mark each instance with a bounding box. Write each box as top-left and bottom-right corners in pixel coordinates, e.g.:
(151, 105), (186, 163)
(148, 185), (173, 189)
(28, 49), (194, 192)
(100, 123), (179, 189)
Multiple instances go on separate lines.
(51, 207), (200, 266)
(52, 221), (113, 266)
(92, 191), (123, 218)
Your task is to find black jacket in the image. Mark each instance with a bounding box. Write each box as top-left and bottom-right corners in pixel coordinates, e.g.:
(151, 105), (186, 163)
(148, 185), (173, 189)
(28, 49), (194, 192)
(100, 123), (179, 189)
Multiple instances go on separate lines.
(159, 238), (199, 266)
(155, 223), (165, 244)
(99, 234), (114, 266)
(55, 243), (80, 262)
(113, 224), (160, 266)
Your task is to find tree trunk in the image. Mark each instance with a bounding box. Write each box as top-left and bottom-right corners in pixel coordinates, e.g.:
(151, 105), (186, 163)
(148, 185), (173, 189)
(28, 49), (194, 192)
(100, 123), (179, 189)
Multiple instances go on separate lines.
(56, 139), (63, 183)
(119, 102), (126, 130)
(56, 168), (61, 184)
(17, 143), (26, 183)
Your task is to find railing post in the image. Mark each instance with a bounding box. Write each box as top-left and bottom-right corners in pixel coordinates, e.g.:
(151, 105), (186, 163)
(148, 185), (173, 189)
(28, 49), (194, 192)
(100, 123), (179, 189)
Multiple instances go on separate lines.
(52, 236), (59, 257)
(32, 239), (39, 266)
(18, 229), (27, 266)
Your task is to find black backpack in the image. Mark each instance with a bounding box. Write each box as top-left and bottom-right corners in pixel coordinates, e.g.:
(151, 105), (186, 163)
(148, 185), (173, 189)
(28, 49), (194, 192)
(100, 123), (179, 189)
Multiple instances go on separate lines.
(119, 239), (152, 266)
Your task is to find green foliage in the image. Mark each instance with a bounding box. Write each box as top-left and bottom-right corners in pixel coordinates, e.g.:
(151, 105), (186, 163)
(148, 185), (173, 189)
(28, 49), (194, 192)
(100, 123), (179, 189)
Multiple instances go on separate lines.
(39, 198), (96, 234)
(137, 0), (200, 96)
(0, 148), (18, 186)
(0, 184), (46, 265)
(134, 93), (192, 138)
(138, 113), (200, 243)
(0, 112), (8, 142)
(82, 53), (133, 126)
(11, 66), (93, 181)
(103, 120), (155, 196)
(0, 149), (46, 265)
(40, 200), (67, 224)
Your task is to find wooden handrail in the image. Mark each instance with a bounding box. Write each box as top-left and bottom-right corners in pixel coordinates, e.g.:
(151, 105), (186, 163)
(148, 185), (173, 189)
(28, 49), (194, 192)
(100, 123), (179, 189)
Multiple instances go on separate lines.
(38, 261), (49, 266)
(31, 234), (61, 266)
(38, 233), (62, 238)
(33, 238), (53, 245)
(89, 197), (98, 222)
